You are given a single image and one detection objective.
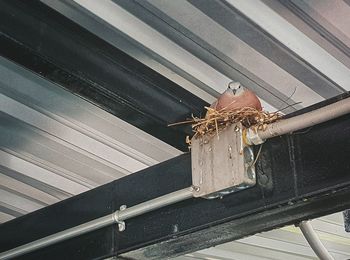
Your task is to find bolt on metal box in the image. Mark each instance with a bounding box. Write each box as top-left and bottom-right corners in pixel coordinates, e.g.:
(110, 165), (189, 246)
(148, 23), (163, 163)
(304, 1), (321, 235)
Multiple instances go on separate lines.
(191, 123), (256, 199)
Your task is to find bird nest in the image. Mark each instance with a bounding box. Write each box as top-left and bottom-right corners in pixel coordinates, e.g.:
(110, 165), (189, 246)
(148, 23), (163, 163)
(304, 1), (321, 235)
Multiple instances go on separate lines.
(169, 107), (282, 146)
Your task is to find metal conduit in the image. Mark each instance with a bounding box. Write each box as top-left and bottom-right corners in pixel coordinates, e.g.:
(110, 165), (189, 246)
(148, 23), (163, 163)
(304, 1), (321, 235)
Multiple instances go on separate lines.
(299, 221), (335, 260)
(117, 188), (194, 221)
(246, 97), (350, 144)
(0, 188), (194, 259)
(0, 214), (116, 260)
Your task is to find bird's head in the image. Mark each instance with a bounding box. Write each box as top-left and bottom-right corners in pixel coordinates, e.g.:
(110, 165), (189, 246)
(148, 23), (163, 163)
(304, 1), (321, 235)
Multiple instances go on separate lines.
(227, 81), (245, 96)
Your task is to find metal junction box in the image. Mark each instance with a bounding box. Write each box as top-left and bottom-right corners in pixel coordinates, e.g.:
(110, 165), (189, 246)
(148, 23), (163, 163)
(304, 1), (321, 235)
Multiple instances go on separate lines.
(191, 123), (256, 199)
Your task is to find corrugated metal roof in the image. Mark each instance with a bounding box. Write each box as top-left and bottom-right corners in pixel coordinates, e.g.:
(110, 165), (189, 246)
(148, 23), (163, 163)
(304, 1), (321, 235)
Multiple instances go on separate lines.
(43, 0), (350, 109)
(0, 56), (181, 222)
(1, 0), (350, 259)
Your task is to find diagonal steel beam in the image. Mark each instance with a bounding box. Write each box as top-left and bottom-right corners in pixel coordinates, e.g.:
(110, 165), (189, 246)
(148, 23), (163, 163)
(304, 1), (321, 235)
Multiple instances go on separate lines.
(0, 0), (207, 151)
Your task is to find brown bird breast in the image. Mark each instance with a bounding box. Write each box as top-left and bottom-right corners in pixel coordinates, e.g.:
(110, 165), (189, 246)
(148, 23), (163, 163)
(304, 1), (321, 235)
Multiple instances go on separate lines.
(211, 89), (262, 111)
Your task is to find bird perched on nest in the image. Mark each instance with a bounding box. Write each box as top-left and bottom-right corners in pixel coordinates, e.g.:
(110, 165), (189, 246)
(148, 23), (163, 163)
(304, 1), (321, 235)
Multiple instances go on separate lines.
(210, 82), (262, 111)
(168, 81), (278, 142)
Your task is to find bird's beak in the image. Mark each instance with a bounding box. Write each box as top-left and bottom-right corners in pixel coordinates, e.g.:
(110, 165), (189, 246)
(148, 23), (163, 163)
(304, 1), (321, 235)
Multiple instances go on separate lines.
(232, 89), (237, 95)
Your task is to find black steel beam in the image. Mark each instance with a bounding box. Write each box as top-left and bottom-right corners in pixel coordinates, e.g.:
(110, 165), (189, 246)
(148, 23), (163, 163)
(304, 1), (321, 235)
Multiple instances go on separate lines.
(0, 0), (207, 151)
(0, 93), (349, 259)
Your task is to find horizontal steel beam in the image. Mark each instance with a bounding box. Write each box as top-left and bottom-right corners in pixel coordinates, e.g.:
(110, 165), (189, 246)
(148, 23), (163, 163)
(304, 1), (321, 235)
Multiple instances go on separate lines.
(0, 93), (349, 259)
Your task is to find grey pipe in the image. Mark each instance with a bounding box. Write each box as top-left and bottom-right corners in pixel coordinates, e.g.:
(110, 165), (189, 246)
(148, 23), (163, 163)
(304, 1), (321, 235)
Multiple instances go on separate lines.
(299, 221), (334, 260)
(246, 97), (350, 144)
(0, 187), (194, 259)
(0, 214), (116, 260)
(117, 188), (194, 221)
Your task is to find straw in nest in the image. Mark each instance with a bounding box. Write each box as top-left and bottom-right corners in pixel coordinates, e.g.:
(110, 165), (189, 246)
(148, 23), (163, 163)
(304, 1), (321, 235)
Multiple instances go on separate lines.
(169, 106), (282, 147)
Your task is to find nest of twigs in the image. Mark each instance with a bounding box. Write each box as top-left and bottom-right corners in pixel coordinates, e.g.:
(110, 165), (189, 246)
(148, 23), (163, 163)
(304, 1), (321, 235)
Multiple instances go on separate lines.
(169, 107), (282, 146)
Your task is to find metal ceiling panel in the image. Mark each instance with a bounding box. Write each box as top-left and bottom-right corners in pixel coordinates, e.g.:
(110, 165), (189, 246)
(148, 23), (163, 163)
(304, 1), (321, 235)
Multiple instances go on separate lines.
(44, 0), (346, 114)
(0, 0), (207, 151)
(0, 56), (181, 221)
